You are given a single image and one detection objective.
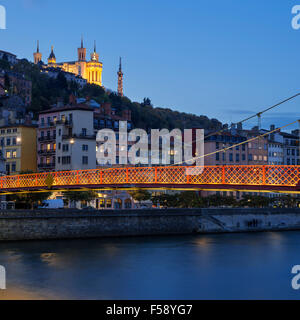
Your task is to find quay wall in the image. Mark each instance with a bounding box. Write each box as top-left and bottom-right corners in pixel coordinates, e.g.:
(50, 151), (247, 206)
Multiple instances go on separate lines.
(0, 208), (300, 241)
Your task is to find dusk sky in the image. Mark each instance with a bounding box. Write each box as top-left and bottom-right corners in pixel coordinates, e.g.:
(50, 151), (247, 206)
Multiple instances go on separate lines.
(1, 0), (299, 130)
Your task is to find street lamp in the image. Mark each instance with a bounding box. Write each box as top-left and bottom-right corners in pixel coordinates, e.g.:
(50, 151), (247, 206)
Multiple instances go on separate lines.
(70, 139), (75, 170)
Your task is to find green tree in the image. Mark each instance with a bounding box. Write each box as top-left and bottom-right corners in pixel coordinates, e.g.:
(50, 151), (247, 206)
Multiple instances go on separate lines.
(8, 192), (52, 210)
(152, 193), (179, 208)
(239, 195), (272, 208)
(177, 191), (205, 208)
(63, 190), (97, 208)
(129, 189), (151, 205)
(0, 58), (10, 71)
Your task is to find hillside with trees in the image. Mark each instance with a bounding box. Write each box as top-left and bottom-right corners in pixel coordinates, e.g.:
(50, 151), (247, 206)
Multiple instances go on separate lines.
(1, 58), (223, 131)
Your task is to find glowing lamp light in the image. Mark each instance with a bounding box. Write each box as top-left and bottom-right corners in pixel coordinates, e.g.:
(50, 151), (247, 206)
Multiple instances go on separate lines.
(16, 137), (21, 143)
(70, 139), (75, 145)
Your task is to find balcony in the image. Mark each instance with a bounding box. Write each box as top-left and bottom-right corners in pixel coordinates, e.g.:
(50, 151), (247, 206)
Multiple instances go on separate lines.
(55, 120), (73, 126)
(39, 121), (55, 128)
(38, 149), (56, 155)
(62, 133), (96, 140)
(38, 163), (56, 169)
(38, 136), (56, 142)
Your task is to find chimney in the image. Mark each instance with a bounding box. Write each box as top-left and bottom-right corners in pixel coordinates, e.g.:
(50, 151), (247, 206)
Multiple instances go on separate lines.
(270, 124), (275, 141)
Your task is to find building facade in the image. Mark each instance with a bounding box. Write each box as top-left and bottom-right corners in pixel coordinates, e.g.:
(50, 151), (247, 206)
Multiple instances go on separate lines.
(34, 39), (103, 87)
(0, 70), (32, 106)
(282, 131), (300, 165)
(38, 99), (96, 172)
(0, 50), (18, 65)
(0, 124), (37, 175)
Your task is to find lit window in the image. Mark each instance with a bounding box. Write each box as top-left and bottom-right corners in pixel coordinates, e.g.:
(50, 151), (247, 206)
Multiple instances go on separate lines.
(6, 151), (11, 159)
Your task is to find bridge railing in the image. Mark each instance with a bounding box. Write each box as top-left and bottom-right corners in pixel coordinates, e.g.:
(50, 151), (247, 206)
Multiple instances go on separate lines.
(0, 165), (299, 190)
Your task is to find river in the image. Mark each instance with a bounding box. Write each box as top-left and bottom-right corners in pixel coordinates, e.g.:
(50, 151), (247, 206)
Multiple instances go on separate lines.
(0, 231), (300, 300)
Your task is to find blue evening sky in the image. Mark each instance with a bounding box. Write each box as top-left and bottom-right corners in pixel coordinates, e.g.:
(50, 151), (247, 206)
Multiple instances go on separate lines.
(0, 0), (299, 130)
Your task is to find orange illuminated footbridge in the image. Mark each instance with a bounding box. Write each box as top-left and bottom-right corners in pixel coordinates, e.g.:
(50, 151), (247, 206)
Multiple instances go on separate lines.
(0, 165), (299, 194)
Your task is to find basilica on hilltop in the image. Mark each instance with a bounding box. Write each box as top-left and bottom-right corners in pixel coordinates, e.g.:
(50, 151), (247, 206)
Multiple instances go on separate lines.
(33, 38), (124, 96)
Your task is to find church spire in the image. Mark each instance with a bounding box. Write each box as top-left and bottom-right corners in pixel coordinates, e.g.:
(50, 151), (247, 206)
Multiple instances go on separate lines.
(117, 57), (124, 97)
(48, 45), (56, 65)
(33, 40), (42, 64)
(78, 36), (86, 61)
(91, 40), (99, 62)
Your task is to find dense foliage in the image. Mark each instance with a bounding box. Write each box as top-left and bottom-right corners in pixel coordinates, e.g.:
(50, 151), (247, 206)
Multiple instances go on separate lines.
(152, 192), (300, 209)
(1, 58), (223, 131)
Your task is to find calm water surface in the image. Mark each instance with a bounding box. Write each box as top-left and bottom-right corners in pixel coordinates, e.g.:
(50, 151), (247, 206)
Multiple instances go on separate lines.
(0, 231), (300, 300)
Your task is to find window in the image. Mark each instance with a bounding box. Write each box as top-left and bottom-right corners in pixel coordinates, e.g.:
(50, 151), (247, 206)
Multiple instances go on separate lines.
(216, 153), (220, 161)
(62, 156), (71, 165)
(58, 143), (61, 150)
(12, 137), (16, 145)
(46, 157), (51, 165)
(242, 154), (246, 161)
(59, 129), (62, 136)
(47, 144), (51, 151)
(6, 151), (11, 159)
(82, 156), (88, 165)
(62, 144), (69, 152)
(229, 153), (233, 162)
(12, 150), (17, 158)
(82, 128), (87, 136)
(82, 144), (88, 151)
(11, 163), (16, 172)
(6, 138), (10, 146)
(236, 154), (240, 162)
(57, 157), (61, 164)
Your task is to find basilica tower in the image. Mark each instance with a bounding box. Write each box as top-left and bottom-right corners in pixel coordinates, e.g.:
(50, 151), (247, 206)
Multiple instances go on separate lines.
(48, 46), (56, 66)
(33, 40), (42, 64)
(77, 36), (87, 78)
(86, 41), (103, 86)
(117, 57), (124, 97)
(78, 36), (86, 61)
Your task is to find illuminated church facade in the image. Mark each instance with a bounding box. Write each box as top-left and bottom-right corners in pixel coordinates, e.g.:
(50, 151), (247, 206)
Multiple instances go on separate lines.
(33, 38), (103, 87)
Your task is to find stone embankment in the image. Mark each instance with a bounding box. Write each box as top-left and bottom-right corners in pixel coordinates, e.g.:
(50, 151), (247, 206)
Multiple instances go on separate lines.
(0, 208), (299, 241)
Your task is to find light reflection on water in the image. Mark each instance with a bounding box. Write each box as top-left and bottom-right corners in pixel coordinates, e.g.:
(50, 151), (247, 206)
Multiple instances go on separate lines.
(0, 232), (300, 300)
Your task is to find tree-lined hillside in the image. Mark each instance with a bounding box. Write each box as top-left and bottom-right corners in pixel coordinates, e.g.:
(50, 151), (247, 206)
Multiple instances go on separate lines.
(1, 58), (223, 131)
